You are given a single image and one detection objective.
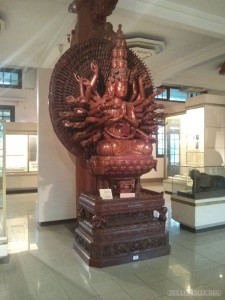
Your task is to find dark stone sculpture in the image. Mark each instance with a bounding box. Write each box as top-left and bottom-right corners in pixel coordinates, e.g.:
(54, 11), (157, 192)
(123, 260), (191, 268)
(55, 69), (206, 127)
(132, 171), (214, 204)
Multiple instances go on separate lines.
(189, 169), (225, 194)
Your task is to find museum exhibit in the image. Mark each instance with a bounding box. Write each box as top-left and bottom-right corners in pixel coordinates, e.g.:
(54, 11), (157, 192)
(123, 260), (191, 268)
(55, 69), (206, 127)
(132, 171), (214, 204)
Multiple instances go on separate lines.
(163, 95), (225, 232)
(1, 0), (225, 298)
(0, 122), (7, 258)
(49, 0), (170, 267)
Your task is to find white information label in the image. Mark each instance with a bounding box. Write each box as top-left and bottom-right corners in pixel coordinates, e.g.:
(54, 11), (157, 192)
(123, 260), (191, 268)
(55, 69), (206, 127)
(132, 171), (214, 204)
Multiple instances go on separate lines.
(133, 255), (139, 260)
(99, 189), (113, 200)
(120, 193), (135, 198)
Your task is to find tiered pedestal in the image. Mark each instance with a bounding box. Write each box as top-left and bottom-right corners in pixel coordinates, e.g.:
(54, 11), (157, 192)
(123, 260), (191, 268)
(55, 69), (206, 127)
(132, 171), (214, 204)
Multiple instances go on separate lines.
(73, 189), (170, 267)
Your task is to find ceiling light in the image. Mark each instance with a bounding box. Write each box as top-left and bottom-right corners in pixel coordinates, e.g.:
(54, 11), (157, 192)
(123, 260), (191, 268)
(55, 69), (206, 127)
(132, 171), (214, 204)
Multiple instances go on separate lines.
(126, 37), (165, 60)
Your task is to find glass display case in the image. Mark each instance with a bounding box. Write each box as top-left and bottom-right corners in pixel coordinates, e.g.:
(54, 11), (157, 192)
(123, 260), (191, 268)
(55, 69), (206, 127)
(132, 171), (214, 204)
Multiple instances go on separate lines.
(6, 134), (37, 172)
(172, 166), (225, 199)
(0, 121), (7, 257)
(165, 108), (205, 178)
(4, 123), (38, 190)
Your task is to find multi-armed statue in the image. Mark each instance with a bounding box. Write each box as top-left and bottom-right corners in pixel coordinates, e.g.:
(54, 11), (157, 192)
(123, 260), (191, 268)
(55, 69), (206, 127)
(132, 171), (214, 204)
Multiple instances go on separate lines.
(50, 25), (164, 196)
(49, 24), (170, 267)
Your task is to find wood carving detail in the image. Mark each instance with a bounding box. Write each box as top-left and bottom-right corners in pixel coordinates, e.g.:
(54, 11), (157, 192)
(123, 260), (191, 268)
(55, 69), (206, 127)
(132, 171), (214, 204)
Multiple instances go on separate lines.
(74, 192), (170, 266)
(49, 25), (164, 194)
(112, 236), (168, 255)
(73, 0), (118, 23)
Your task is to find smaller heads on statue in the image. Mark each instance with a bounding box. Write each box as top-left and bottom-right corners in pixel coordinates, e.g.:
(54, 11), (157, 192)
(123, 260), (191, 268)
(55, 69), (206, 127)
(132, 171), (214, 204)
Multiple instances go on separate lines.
(118, 48), (126, 58)
(108, 24), (130, 98)
(112, 58), (117, 68)
(112, 48), (118, 58)
(118, 59), (127, 68)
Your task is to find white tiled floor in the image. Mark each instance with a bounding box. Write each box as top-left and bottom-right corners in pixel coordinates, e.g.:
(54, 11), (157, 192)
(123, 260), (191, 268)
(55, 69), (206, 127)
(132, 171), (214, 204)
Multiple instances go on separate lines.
(1, 183), (225, 300)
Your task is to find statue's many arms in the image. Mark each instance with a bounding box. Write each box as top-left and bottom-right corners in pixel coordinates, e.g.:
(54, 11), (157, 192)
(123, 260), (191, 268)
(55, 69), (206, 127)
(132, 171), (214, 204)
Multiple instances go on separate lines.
(49, 25), (164, 194)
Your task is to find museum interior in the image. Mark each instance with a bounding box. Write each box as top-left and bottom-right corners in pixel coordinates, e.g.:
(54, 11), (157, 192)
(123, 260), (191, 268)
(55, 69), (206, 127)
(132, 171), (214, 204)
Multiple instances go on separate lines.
(0, 0), (225, 299)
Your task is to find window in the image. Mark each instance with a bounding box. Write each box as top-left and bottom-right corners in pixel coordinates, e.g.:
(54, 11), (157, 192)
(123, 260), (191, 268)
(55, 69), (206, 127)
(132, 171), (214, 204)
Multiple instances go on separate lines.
(170, 88), (188, 102)
(0, 105), (15, 122)
(156, 118), (165, 157)
(169, 133), (180, 165)
(0, 68), (22, 89)
(167, 128), (180, 177)
(155, 86), (205, 102)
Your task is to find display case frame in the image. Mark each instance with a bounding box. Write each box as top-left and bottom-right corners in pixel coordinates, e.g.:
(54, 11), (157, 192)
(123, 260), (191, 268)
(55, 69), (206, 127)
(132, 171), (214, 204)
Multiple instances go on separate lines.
(4, 122), (38, 191)
(6, 133), (38, 173)
(172, 166), (225, 198)
(171, 166), (225, 232)
(0, 121), (7, 257)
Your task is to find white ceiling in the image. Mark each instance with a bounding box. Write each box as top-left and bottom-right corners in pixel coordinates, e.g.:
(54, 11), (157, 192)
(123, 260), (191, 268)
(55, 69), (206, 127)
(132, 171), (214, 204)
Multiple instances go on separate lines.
(0, 0), (225, 95)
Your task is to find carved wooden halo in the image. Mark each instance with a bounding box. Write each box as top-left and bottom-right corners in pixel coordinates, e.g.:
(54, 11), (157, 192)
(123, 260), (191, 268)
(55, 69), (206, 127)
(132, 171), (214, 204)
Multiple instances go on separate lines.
(49, 38), (153, 159)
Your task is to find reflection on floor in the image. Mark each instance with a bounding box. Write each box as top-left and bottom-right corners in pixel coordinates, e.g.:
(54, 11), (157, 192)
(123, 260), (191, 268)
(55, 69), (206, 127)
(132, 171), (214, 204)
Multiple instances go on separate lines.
(0, 183), (225, 299)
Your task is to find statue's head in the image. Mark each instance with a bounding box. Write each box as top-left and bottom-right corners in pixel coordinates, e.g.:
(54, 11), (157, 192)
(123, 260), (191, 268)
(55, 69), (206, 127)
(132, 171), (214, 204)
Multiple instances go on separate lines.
(189, 169), (200, 179)
(114, 79), (128, 99)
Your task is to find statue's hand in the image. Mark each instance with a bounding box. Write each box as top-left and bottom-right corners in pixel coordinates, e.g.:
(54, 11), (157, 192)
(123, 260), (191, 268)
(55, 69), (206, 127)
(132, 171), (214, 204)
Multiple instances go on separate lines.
(74, 73), (90, 86)
(74, 73), (82, 83)
(139, 72), (147, 83)
(98, 102), (106, 111)
(91, 61), (99, 74)
(65, 95), (76, 103)
(82, 78), (91, 86)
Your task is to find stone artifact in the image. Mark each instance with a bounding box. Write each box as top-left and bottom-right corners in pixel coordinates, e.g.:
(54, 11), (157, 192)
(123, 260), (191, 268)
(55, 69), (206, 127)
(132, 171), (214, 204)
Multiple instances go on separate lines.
(189, 169), (225, 194)
(49, 24), (170, 267)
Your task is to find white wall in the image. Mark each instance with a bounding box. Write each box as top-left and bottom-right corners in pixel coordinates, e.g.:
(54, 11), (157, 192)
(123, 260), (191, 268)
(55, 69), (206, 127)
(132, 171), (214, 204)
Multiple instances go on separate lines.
(204, 103), (225, 166)
(37, 68), (76, 223)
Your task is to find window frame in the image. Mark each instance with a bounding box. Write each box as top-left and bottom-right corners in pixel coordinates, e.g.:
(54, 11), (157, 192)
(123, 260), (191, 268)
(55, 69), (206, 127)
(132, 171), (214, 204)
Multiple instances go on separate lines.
(156, 118), (165, 158)
(155, 86), (206, 102)
(0, 68), (22, 89)
(0, 105), (15, 122)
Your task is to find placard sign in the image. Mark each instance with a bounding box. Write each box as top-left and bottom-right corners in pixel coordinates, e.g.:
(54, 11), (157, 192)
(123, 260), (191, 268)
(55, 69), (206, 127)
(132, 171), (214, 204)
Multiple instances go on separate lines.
(99, 189), (113, 200)
(120, 193), (135, 198)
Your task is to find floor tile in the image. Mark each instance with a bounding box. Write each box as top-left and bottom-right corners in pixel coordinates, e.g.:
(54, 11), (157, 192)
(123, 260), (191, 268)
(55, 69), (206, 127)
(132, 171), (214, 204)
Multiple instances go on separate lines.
(125, 285), (159, 300)
(100, 290), (133, 300)
(90, 279), (123, 296)
(147, 278), (185, 296)
(135, 268), (167, 284)
(112, 272), (146, 290)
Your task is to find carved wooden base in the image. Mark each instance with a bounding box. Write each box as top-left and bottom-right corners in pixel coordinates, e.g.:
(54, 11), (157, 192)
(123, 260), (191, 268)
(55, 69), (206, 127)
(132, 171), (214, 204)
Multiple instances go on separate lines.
(73, 189), (170, 267)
